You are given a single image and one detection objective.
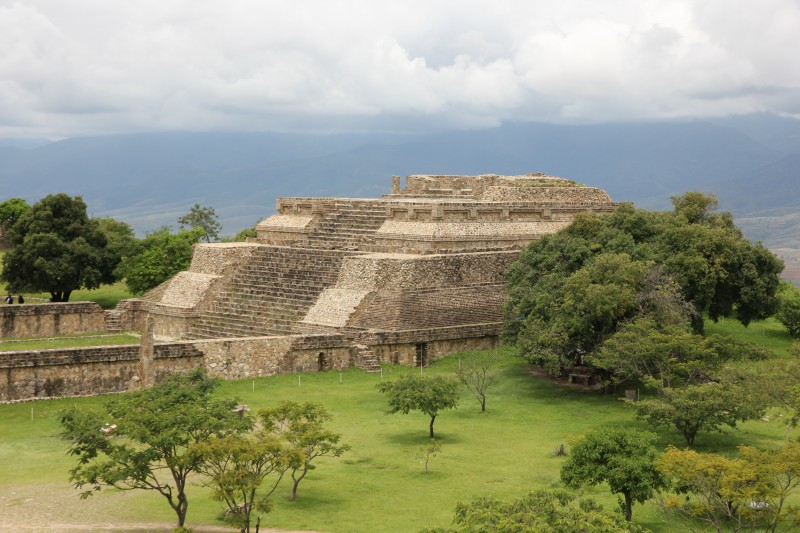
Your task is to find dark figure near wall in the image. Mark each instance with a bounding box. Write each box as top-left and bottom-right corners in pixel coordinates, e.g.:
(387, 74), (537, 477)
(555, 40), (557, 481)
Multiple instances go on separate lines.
(4, 295), (13, 304)
(17, 295), (24, 304)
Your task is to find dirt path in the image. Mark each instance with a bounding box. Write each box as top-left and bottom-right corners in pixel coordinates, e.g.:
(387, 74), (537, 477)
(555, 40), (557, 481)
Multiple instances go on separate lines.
(0, 484), (323, 533)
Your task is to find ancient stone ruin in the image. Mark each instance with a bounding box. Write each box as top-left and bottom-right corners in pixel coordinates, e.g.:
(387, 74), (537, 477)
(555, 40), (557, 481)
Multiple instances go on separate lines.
(1, 173), (617, 401)
(121, 173), (618, 371)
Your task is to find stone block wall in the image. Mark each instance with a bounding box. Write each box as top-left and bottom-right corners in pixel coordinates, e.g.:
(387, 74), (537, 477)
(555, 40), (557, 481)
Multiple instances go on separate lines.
(0, 302), (107, 338)
(0, 333), (352, 402)
(199, 334), (351, 379)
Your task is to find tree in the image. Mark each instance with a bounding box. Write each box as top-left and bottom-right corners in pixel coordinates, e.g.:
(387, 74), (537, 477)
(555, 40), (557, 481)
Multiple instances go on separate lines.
(96, 217), (136, 261)
(629, 380), (767, 446)
(776, 282), (800, 339)
(504, 197), (784, 371)
(658, 443), (800, 532)
(115, 227), (203, 295)
(60, 369), (248, 528)
(377, 374), (459, 438)
(588, 319), (770, 389)
(560, 427), (667, 522)
(1, 194), (119, 301)
(454, 350), (498, 412)
(178, 203), (221, 243)
(416, 439), (441, 474)
(191, 432), (300, 533)
(259, 401), (350, 501)
(422, 489), (646, 533)
(0, 198), (30, 234)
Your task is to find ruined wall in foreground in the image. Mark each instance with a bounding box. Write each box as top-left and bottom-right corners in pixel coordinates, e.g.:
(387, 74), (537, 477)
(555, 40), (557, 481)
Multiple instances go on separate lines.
(0, 333), (351, 402)
(0, 303), (107, 338)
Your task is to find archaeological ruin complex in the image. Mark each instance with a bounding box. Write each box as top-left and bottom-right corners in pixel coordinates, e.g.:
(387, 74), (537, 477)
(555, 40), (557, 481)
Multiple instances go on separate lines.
(1, 173), (617, 401)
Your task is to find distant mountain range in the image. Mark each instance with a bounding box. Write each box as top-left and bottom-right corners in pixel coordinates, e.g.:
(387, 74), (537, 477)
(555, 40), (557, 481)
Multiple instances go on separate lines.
(1, 113), (799, 276)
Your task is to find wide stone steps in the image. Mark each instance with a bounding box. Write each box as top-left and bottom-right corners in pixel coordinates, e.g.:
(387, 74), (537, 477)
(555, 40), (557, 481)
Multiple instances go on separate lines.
(304, 203), (387, 251)
(185, 246), (350, 339)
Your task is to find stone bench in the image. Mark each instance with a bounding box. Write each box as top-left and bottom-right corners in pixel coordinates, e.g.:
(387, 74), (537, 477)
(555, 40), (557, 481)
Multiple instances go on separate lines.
(568, 373), (593, 386)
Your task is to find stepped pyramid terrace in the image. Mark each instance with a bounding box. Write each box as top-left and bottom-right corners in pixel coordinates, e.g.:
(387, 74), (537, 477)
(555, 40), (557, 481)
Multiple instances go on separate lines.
(112, 173), (618, 376)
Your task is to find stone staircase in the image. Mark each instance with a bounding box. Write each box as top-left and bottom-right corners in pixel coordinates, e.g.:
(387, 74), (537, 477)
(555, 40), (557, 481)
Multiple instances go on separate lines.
(354, 343), (381, 372)
(186, 246), (352, 339)
(304, 201), (387, 251)
(104, 310), (123, 332)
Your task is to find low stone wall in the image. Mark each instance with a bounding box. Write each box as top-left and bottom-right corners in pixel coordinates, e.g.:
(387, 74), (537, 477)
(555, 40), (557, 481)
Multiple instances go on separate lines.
(0, 333), (352, 402)
(200, 334), (351, 379)
(0, 344), (203, 402)
(0, 302), (107, 338)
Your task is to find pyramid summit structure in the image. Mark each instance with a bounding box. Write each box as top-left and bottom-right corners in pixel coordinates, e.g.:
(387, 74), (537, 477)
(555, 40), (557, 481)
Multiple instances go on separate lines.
(119, 173), (618, 373)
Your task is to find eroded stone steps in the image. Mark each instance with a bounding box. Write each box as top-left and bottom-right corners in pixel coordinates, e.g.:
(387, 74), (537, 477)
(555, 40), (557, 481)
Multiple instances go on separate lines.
(185, 246), (350, 339)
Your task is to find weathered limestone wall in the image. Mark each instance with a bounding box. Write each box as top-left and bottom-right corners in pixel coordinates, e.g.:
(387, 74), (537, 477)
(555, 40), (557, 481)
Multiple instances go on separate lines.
(368, 325), (500, 365)
(0, 302), (107, 338)
(302, 252), (515, 329)
(0, 344), (203, 402)
(0, 333), (351, 402)
(200, 334), (351, 379)
(481, 185), (613, 204)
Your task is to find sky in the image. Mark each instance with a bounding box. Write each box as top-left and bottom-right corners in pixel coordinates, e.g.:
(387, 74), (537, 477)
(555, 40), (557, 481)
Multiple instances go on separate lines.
(1, 0), (799, 140)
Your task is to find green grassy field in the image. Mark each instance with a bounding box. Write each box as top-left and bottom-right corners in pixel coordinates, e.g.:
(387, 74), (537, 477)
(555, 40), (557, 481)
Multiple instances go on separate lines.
(0, 341), (794, 533)
(0, 332), (140, 351)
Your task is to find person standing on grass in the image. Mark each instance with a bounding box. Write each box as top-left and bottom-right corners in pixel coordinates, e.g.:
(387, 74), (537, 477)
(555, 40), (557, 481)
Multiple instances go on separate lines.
(17, 295), (24, 304)
(4, 294), (12, 304)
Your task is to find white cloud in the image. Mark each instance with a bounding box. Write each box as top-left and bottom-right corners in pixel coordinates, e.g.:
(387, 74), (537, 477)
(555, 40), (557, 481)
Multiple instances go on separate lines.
(0, 0), (799, 138)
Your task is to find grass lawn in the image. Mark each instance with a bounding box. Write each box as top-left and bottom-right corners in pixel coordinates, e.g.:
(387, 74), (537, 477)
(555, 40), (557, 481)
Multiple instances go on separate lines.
(0, 332), (140, 351)
(704, 315), (795, 356)
(0, 346), (794, 533)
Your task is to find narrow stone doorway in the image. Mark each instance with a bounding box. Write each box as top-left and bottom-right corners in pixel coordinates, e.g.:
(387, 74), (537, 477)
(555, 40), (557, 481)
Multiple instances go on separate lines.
(318, 352), (330, 371)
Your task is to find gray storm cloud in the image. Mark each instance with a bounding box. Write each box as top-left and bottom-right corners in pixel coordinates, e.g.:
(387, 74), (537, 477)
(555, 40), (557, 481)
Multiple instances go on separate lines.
(1, 0), (799, 138)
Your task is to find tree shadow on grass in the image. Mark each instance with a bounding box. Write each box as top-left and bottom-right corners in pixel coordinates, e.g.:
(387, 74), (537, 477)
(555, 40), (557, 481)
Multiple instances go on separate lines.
(383, 430), (464, 447)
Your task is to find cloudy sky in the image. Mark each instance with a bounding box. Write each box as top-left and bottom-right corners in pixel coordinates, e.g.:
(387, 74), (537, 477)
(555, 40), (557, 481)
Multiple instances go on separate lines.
(1, 0), (799, 139)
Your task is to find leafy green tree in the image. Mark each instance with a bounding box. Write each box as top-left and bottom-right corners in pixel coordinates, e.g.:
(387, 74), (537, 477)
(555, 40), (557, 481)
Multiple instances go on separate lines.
(191, 432), (300, 533)
(630, 380), (767, 446)
(560, 427), (667, 522)
(505, 196), (783, 371)
(60, 369), (248, 528)
(377, 374), (459, 438)
(96, 217), (136, 261)
(0, 198), (30, 234)
(422, 489), (647, 532)
(776, 282), (800, 339)
(1, 194), (119, 301)
(259, 401), (350, 501)
(588, 319), (769, 389)
(454, 350), (498, 412)
(178, 203), (222, 243)
(658, 443), (800, 532)
(115, 227), (203, 295)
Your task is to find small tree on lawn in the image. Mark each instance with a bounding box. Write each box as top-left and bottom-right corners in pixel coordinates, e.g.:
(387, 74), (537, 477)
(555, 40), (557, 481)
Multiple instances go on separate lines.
(454, 350), (498, 412)
(560, 427), (667, 522)
(191, 432), (301, 533)
(629, 380), (767, 446)
(417, 440), (441, 474)
(60, 369), (248, 528)
(377, 374), (459, 438)
(259, 401), (349, 501)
